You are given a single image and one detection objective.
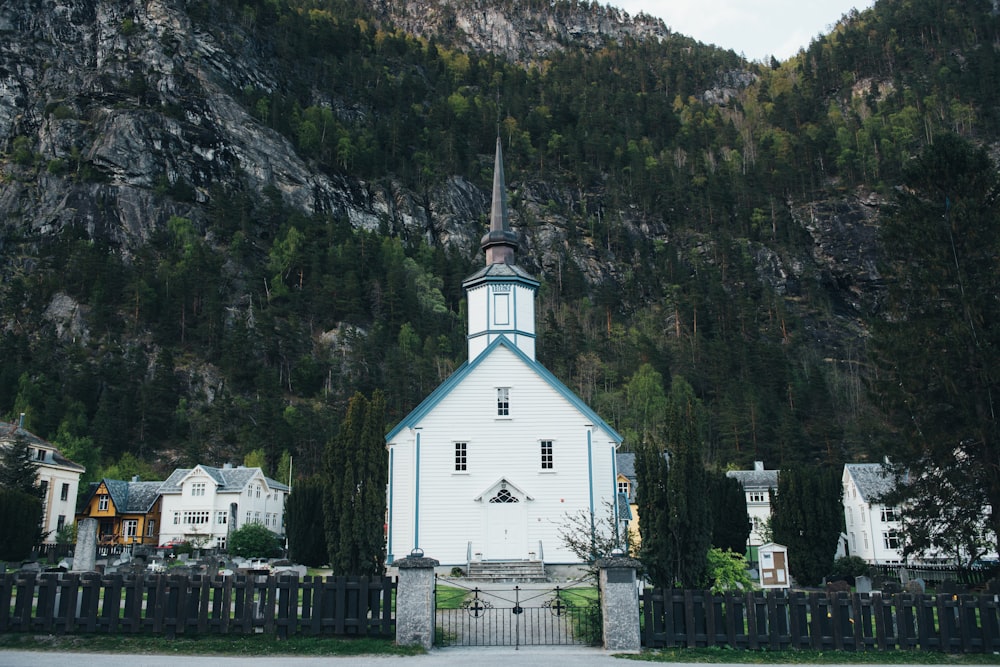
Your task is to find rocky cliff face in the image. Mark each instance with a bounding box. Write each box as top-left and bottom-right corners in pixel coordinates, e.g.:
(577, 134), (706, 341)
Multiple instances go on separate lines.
(364, 0), (672, 63)
(0, 0), (882, 360)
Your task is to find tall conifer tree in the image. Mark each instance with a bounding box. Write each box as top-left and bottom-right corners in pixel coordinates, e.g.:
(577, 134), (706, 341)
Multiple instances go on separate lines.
(323, 391), (388, 576)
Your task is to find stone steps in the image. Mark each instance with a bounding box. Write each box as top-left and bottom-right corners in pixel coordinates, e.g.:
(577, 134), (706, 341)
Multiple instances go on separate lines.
(465, 560), (548, 582)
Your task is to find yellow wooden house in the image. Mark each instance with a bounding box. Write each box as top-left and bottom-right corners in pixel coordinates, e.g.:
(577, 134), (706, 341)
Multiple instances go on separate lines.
(77, 478), (163, 546)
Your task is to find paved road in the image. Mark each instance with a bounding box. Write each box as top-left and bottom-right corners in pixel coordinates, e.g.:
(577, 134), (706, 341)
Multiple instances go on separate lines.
(0, 649), (954, 667)
(0, 647), (629, 667)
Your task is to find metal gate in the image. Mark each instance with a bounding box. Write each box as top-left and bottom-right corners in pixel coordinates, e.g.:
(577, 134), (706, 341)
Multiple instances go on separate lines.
(434, 577), (601, 647)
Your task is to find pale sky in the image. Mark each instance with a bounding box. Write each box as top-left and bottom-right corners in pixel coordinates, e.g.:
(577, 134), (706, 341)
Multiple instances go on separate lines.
(615, 0), (876, 62)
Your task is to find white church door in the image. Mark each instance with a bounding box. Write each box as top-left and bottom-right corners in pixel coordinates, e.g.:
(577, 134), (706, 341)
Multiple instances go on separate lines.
(485, 485), (527, 560)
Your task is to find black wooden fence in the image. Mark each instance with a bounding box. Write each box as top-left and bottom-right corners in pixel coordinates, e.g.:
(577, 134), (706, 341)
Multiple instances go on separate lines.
(642, 589), (1000, 653)
(0, 572), (394, 638)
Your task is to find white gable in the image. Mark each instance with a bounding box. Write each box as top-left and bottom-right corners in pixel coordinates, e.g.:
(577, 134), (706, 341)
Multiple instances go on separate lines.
(387, 342), (620, 565)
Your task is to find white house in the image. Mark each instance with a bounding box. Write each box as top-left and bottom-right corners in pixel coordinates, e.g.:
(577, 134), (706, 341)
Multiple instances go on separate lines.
(385, 139), (623, 567)
(726, 461), (778, 556)
(1, 417), (85, 543)
(842, 462), (904, 564)
(158, 464), (289, 550)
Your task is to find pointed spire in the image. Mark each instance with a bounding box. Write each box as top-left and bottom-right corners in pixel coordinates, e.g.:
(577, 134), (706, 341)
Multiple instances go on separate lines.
(481, 137), (519, 265)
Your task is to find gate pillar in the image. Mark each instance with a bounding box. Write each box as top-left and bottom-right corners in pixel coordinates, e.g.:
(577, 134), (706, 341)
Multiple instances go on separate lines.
(597, 554), (641, 652)
(395, 551), (439, 650)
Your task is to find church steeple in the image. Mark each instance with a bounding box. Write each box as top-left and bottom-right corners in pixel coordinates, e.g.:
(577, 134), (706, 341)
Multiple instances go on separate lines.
(462, 137), (539, 362)
(480, 137), (520, 265)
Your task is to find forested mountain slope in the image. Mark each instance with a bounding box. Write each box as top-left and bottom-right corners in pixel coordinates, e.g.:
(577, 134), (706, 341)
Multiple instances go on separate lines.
(0, 0), (997, 481)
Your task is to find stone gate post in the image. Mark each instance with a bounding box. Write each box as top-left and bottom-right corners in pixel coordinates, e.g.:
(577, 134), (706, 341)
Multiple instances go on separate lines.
(597, 554), (641, 652)
(394, 551), (439, 650)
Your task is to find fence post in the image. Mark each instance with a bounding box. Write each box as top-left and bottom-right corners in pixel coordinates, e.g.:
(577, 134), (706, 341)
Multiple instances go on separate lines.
(596, 554), (642, 652)
(395, 551), (439, 650)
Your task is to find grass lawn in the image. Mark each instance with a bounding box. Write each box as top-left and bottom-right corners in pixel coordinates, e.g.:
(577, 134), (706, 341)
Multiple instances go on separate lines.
(0, 633), (424, 657)
(621, 647), (1000, 663)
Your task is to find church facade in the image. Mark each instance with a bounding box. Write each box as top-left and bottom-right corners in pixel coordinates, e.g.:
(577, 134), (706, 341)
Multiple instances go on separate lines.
(385, 140), (623, 566)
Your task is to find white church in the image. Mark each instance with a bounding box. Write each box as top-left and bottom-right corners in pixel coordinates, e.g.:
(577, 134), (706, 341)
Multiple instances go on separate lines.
(385, 139), (624, 568)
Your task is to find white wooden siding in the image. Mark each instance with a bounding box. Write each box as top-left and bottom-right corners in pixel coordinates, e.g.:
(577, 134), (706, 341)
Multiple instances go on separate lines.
(388, 345), (618, 565)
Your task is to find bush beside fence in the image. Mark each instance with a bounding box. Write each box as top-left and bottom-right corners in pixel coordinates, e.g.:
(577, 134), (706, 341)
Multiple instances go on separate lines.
(0, 572), (394, 638)
(642, 588), (1000, 653)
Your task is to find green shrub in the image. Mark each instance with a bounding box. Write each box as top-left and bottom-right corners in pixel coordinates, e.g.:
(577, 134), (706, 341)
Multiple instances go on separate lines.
(229, 523), (281, 559)
(830, 555), (871, 580)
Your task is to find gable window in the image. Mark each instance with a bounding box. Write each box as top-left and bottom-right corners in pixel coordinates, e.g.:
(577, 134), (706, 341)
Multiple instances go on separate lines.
(455, 442), (468, 472)
(617, 480), (630, 496)
(191, 482), (206, 497)
(489, 488), (519, 503)
(748, 491), (767, 503)
(497, 388), (509, 416)
(98, 495), (109, 511)
(540, 440), (554, 470)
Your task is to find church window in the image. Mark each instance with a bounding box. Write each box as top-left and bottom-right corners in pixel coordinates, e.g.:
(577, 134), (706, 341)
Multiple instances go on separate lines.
(455, 442), (468, 471)
(493, 292), (510, 325)
(489, 488), (519, 503)
(540, 440), (553, 469)
(497, 388), (509, 416)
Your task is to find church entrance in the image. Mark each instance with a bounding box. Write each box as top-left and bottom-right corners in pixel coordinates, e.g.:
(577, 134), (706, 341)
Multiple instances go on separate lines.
(484, 484), (527, 559)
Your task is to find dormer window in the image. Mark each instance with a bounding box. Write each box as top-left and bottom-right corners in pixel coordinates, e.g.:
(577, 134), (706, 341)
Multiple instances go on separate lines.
(497, 387), (509, 416)
(191, 482), (206, 497)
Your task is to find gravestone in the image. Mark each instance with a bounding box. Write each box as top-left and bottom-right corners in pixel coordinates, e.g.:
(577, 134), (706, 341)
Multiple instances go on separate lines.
(72, 518), (98, 572)
(855, 575), (872, 593)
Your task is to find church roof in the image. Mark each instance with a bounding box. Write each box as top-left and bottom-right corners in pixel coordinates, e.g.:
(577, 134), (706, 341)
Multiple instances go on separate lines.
(461, 261), (539, 288)
(385, 334), (623, 444)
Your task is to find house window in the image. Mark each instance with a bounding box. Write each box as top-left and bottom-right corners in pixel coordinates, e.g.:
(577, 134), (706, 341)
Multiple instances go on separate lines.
(863, 531), (869, 549)
(880, 506), (899, 522)
(181, 510), (210, 524)
(846, 507), (853, 525)
(884, 531), (901, 550)
(123, 519), (138, 538)
(246, 511), (252, 524)
(57, 515), (66, 531)
(146, 520), (156, 537)
(497, 388), (510, 416)
(215, 536), (227, 549)
(455, 442), (467, 471)
(617, 480), (630, 496)
(256, 485), (261, 498)
(191, 482), (206, 496)
(173, 512), (181, 525)
(216, 510), (228, 525)
(98, 495), (109, 511)
(540, 440), (554, 469)
(748, 491), (767, 503)
(60, 483), (70, 502)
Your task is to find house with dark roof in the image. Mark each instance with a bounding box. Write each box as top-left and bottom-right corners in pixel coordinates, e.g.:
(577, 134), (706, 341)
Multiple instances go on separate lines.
(842, 462), (904, 564)
(77, 478), (164, 547)
(1, 417), (85, 543)
(158, 464), (289, 550)
(726, 461), (779, 555)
